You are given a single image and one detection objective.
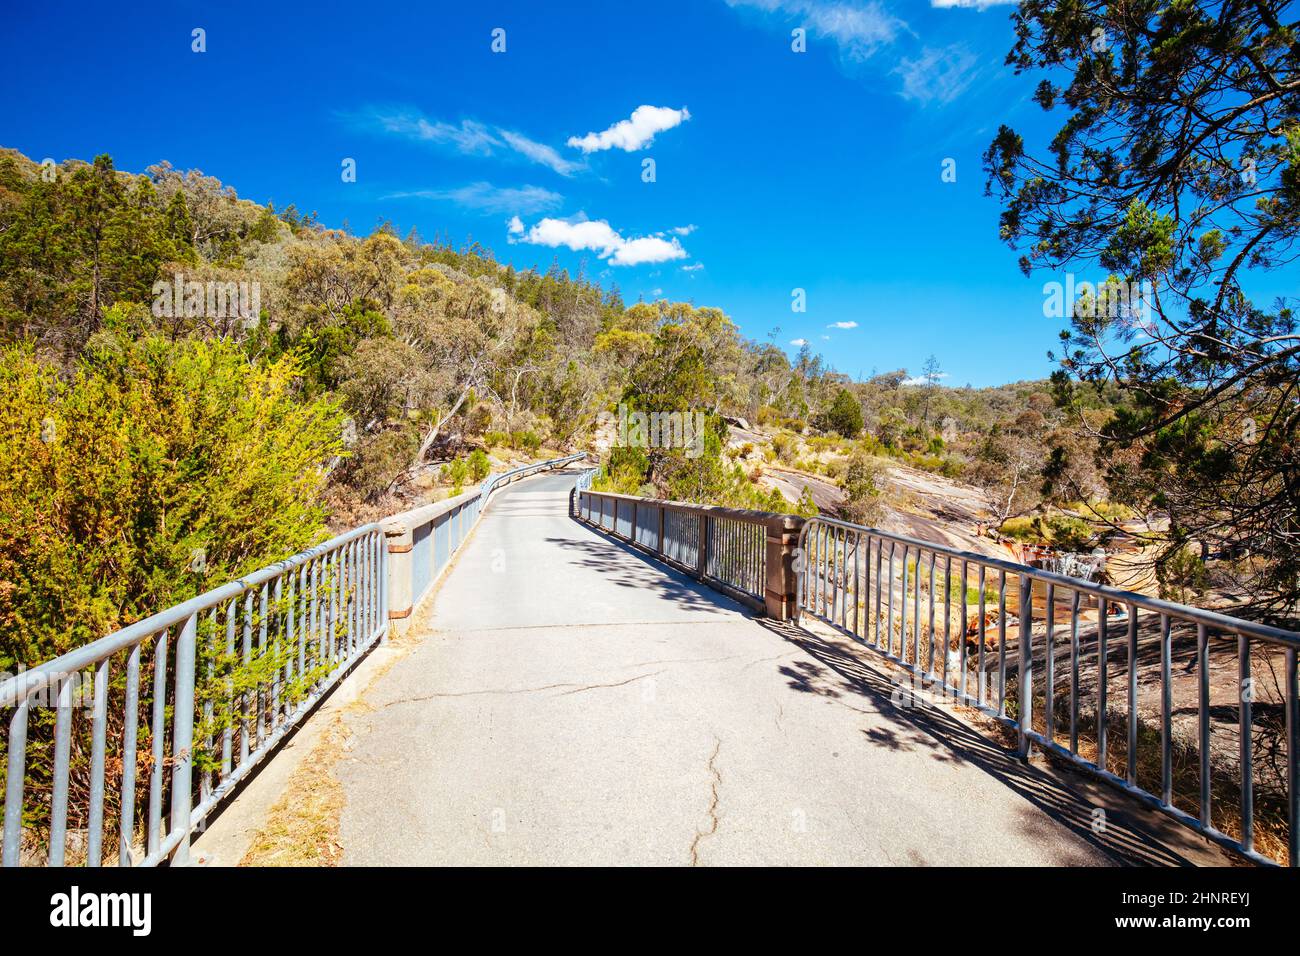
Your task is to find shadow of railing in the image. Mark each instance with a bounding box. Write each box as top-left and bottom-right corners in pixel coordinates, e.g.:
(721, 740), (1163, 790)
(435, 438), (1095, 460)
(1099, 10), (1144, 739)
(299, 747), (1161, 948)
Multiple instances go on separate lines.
(756, 617), (1222, 867)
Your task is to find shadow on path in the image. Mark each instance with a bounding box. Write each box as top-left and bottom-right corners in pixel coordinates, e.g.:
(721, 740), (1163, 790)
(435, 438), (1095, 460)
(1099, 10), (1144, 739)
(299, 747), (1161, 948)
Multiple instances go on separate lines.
(757, 618), (1219, 867)
(545, 531), (750, 618)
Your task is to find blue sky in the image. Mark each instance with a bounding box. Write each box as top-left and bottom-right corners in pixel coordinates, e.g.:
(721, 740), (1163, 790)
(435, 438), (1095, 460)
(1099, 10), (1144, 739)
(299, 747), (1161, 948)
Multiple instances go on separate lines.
(3, 0), (1093, 386)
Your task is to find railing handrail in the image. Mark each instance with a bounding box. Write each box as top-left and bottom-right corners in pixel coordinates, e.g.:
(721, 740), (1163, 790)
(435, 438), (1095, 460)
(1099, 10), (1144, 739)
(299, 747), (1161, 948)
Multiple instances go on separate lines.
(0, 522), (384, 709)
(800, 515), (1300, 648)
(578, 487), (801, 530)
(481, 452), (587, 500)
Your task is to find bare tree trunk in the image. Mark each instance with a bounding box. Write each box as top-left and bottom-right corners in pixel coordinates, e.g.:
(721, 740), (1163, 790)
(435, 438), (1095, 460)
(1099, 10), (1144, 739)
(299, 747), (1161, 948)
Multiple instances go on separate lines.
(411, 381), (474, 470)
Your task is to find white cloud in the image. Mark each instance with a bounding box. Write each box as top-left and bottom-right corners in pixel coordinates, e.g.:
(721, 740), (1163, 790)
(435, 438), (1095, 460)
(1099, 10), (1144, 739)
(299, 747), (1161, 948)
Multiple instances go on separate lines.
(827, 320), (858, 329)
(567, 106), (691, 153)
(671, 224), (697, 236)
(727, 0), (904, 61)
(931, 0), (1018, 9)
(507, 216), (525, 235)
(790, 338), (808, 347)
(681, 263), (705, 272)
(901, 372), (951, 386)
(894, 45), (979, 105)
(510, 215), (689, 267)
(651, 288), (664, 296)
(386, 182), (562, 215)
(351, 106), (585, 176)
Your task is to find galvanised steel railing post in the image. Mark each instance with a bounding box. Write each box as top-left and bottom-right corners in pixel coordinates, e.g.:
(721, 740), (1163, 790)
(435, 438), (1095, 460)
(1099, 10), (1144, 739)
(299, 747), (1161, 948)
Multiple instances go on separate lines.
(168, 612), (198, 865)
(1018, 573), (1032, 759)
(380, 531), (390, 644)
(2, 701), (29, 866)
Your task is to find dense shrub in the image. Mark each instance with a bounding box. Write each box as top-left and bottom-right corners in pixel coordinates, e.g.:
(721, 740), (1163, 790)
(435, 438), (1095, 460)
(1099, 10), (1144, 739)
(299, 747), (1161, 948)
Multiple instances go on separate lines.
(0, 331), (346, 670)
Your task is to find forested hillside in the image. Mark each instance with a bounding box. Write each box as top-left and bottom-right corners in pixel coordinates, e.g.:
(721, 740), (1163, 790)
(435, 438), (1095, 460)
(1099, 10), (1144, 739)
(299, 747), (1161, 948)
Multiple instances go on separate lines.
(0, 135), (1292, 668)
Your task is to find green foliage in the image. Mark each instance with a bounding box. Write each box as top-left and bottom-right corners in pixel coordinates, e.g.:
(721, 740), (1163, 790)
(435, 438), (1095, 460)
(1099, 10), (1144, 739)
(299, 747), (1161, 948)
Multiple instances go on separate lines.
(795, 486), (819, 518)
(0, 153), (196, 348)
(840, 453), (885, 527)
(441, 457), (470, 495)
(341, 427), (418, 500)
(0, 331), (344, 668)
(1159, 546), (1210, 603)
(818, 388), (864, 437)
(467, 448), (491, 482)
(509, 430), (542, 454)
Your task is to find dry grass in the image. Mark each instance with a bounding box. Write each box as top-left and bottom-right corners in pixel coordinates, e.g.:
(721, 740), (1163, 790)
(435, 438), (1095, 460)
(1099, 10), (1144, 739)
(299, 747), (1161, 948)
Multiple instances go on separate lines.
(238, 715), (351, 866)
(237, 601), (429, 866)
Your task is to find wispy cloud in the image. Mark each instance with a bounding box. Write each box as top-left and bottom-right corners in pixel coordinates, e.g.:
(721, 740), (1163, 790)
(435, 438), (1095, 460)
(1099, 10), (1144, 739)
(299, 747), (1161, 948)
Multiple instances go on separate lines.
(498, 129), (585, 176)
(726, 1), (985, 107)
(385, 182), (562, 215)
(827, 320), (858, 329)
(894, 44), (979, 105)
(509, 215), (689, 267)
(567, 105), (691, 153)
(347, 106), (585, 176)
(681, 262), (705, 272)
(726, 0), (905, 61)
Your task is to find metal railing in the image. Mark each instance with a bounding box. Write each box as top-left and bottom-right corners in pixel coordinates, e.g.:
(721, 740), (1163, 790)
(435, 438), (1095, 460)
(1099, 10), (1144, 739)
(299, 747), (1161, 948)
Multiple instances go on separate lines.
(0, 450), (587, 868)
(796, 515), (1300, 867)
(482, 453), (587, 500)
(575, 489), (800, 617)
(1, 524), (387, 867)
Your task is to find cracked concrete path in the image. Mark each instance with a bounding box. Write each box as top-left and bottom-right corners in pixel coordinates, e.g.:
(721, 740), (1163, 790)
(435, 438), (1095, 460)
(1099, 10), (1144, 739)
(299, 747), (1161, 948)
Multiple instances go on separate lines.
(335, 471), (1228, 866)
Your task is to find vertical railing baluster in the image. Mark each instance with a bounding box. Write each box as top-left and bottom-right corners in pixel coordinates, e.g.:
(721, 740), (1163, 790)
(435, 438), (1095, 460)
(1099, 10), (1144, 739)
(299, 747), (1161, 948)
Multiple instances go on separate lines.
(48, 674), (74, 866)
(272, 576), (283, 727)
(3, 700), (30, 867)
(886, 542), (895, 658)
(899, 546), (909, 661)
(297, 562), (308, 681)
(853, 532), (861, 638)
(1045, 583), (1055, 744)
(1018, 574), (1032, 757)
(942, 555), (952, 689)
(222, 600), (235, 781)
(1098, 599), (1109, 772)
(1238, 632), (1253, 853)
(202, 607), (217, 804)
(1127, 606), (1139, 788)
(1286, 647), (1297, 867)
(147, 633), (168, 857)
(240, 591), (253, 767)
(874, 537), (883, 650)
(87, 659), (109, 865)
(168, 613), (198, 865)
(1198, 622), (1211, 829)
(926, 553), (937, 677)
(1160, 613), (1173, 807)
(120, 643), (141, 866)
(997, 570), (1007, 716)
(959, 561), (968, 700)
(1069, 590), (1081, 754)
(977, 566), (987, 706)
